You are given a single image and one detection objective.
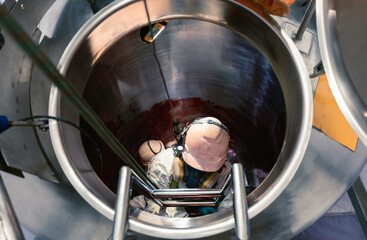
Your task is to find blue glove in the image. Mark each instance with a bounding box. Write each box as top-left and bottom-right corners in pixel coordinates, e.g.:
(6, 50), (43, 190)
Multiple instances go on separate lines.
(197, 207), (217, 216)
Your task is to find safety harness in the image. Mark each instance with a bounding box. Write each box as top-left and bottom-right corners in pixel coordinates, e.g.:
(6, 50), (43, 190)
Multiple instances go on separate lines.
(170, 117), (231, 189)
(170, 149), (232, 189)
(172, 156), (221, 189)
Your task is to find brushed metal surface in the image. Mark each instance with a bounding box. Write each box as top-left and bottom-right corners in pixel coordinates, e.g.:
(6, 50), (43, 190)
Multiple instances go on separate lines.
(112, 167), (132, 240)
(1, 171), (112, 240)
(335, 0), (367, 110)
(49, 0), (312, 238)
(0, 173), (24, 240)
(29, 0), (94, 184)
(0, 0), (364, 239)
(316, 0), (367, 148)
(232, 163), (250, 240)
(0, 0), (57, 182)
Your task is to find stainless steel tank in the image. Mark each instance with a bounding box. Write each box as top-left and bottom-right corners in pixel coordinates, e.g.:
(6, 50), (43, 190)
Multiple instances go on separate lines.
(317, 0), (367, 147)
(2, 0), (367, 239)
(48, 0), (312, 238)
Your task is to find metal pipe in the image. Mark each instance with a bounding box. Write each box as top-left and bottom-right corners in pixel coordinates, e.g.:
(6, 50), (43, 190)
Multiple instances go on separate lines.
(132, 172), (231, 199)
(162, 201), (216, 207)
(295, 0), (315, 40)
(0, 4), (157, 189)
(232, 163), (250, 240)
(153, 189), (223, 198)
(0, 173), (25, 240)
(348, 177), (367, 237)
(112, 167), (132, 240)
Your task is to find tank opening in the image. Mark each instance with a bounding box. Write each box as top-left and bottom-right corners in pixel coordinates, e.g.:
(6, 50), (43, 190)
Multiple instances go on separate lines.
(79, 18), (286, 216)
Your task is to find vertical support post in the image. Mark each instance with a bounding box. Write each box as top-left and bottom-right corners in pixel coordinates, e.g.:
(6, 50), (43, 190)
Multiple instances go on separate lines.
(294, 0), (316, 40)
(0, 173), (25, 239)
(112, 167), (132, 240)
(232, 163), (250, 240)
(347, 177), (367, 237)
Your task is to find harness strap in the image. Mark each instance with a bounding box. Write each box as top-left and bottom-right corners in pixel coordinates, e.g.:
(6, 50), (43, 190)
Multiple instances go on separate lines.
(172, 156), (224, 188)
(191, 118), (229, 135)
(200, 172), (219, 189)
(178, 157), (184, 182)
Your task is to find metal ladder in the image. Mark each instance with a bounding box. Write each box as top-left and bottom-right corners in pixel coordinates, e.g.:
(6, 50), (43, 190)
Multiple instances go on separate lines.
(111, 163), (250, 240)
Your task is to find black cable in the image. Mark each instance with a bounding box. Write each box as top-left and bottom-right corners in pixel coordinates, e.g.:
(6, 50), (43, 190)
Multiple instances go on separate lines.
(18, 115), (103, 175)
(142, 0), (178, 125)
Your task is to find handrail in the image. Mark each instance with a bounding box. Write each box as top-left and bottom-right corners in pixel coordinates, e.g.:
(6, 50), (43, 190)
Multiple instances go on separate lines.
(112, 165), (250, 239)
(112, 167), (132, 240)
(132, 172), (231, 203)
(232, 163), (250, 240)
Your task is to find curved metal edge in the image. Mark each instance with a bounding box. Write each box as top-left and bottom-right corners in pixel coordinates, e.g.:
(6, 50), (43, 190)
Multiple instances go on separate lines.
(57, 0), (135, 74)
(49, 0), (313, 238)
(316, 0), (367, 147)
(248, 27), (313, 218)
(49, 86), (115, 219)
(129, 214), (234, 239)
(50, 0), (144, 222)
(50, 83), (236, 238)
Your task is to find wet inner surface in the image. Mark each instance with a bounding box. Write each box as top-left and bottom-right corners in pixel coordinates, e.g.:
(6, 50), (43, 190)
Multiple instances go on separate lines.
(81, 97), (285, 193)
(80, 19), (286, 193)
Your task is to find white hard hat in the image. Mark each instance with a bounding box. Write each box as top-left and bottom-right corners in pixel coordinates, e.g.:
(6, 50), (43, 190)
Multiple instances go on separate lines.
(182, 117), (230, 172)
(139, 140), (164, 166)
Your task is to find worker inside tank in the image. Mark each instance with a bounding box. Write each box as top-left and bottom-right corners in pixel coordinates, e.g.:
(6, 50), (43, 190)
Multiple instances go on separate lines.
(131, 117), (242, 217)
(138, 140), (165, 169)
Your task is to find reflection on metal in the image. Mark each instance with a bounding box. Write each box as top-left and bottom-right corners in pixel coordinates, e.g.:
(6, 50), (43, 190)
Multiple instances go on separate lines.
(283, 0), (316, 54)
(0, 173), (24, 240)
(163, 201), (217, 207)
(0, 4), (154, 190)
(132, 172), (231, 207)
(0, 0), (365, 239)
(0, 0), (57, 183)
(348, 177), (367, 237)
(133, 173), (230, 198)
(294, 0), (315, 40)
(112, 167), (132, 240)
(317, 0), (367, 147)
(50, 4), (312, 238)
(284, 22), (314, 54)
(30, 0), (94, 185)
(0, 0), (16, 15)
(232, 164), (250, 240)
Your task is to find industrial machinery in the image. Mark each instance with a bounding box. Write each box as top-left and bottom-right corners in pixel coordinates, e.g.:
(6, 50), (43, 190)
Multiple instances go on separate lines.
(0, 0), (366, 239)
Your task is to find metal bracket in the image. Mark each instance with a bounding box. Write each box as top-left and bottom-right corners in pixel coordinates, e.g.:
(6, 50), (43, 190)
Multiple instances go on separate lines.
(310, 60), (324, 78)
(283, 0), (316, 55)
(131, 171), (232, 207)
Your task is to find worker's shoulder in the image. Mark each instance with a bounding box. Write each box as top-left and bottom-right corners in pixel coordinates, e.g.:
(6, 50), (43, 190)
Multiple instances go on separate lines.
(148, 148), (175, 168)
(155, 147), (175, 159)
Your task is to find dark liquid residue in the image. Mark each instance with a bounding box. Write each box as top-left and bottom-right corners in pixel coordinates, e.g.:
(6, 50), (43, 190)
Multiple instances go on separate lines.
(81, 97), (286, 193)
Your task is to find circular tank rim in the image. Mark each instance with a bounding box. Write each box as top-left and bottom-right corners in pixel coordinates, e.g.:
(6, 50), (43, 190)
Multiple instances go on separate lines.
(316, 0), (367, 147)
(49, 0), (313, 238)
